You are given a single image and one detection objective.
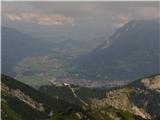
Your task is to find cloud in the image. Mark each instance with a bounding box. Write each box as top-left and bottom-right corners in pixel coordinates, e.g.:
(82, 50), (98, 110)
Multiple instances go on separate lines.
(110, 6), (159, 28)
(2, 2), (159, 34)
(135, 7), (160, 20)
(5, 12), (74, 25)
(112, 15), (129, 28)
(6, 13), (22, 21)
(112, 15), (129, 23)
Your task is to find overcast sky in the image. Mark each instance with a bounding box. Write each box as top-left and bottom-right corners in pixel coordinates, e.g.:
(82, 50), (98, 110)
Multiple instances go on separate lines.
(2, 1), (160, 41)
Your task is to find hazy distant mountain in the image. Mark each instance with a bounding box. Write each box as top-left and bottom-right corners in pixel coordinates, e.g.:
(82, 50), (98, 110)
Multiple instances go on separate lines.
(2, 27), (53, 76)
(1, 26), (103, 78)
(74, 19), (160, 80)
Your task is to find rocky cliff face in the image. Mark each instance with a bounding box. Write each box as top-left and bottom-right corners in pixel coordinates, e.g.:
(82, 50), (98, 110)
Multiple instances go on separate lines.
(2, 83), (45, 112)
(91, 74), (160, 120)
(140, 75), (160, 91)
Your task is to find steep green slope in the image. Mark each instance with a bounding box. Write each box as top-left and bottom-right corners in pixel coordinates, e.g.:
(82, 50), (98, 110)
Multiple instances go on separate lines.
(48, 105), (145, 120)
(1, 74), (84, 120)
(1, 93), (48, 120)
(39, 83), (106, 105)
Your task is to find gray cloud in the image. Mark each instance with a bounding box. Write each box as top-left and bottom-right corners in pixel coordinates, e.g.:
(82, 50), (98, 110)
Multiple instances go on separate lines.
(5, 12), (74, 25)
(2, 2), (159, 25)
(2, 1), (159, 41)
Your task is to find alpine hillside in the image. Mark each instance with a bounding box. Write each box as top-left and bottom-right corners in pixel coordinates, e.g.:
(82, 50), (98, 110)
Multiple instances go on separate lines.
(74, 19), (160, 80)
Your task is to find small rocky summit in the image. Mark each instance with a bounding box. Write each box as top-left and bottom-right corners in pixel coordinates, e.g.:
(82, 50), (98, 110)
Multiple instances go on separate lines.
(91, 74), (160, 120)
(141, 75), (160, 91)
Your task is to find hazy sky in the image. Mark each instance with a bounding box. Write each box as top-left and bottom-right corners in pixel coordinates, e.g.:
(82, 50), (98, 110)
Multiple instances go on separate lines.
(2, 1), (160, 41)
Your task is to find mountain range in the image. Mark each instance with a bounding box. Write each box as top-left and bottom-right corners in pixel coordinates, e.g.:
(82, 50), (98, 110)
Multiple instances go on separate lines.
(2, 19), (160, 120)
(74, 19), (159, 80)
(2, 74), (160, 120)
(1, 27), (53, 76)
(1, 26), (102, 82)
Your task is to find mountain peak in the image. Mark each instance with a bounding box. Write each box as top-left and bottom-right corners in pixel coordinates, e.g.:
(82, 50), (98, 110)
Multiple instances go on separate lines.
(140, 75), (160, 91)
(128, 74), (160, 91)
(75, 19), (159, 80)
